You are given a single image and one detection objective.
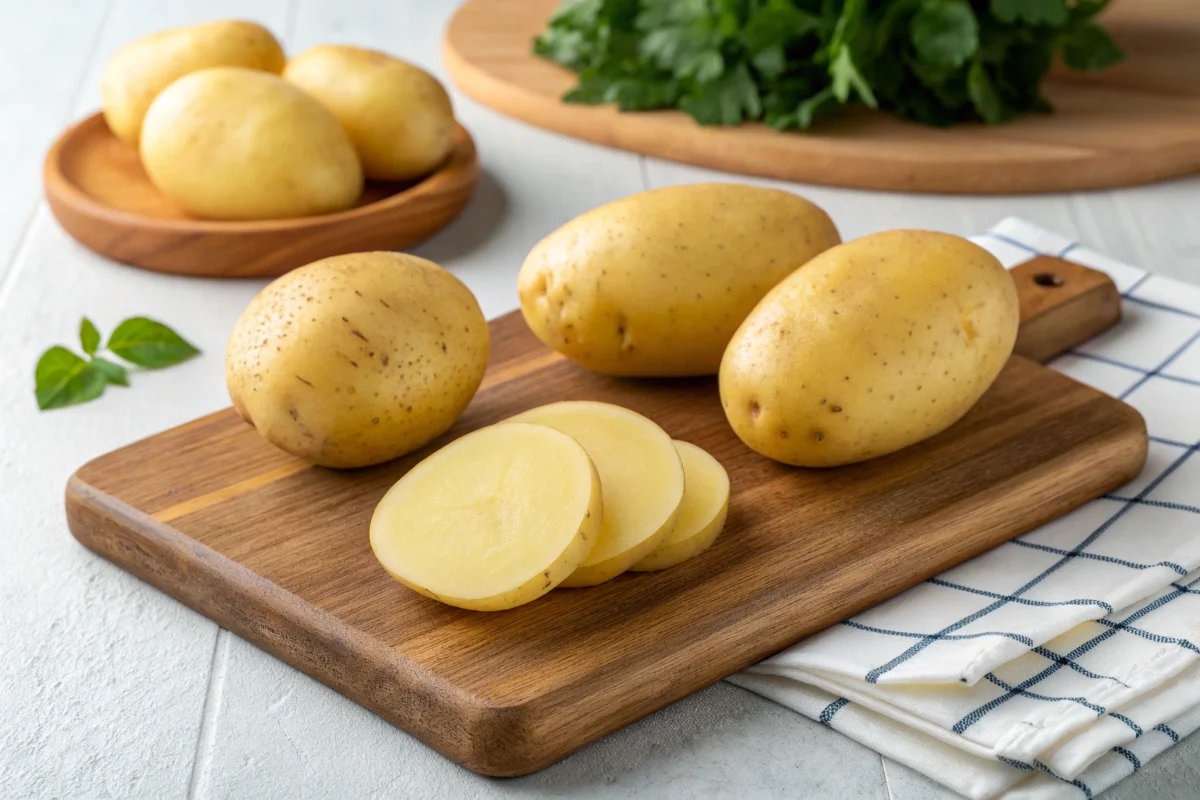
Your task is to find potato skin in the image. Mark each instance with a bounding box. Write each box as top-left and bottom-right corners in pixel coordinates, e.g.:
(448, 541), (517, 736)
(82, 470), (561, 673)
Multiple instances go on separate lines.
(283, 45), (455, 181)
(101, 19), (285, 145)
(518, 183), (840, 377)
(140, 68), (363, 220)
(720, 230), (1019, 467)
(226, 252), (489, 468)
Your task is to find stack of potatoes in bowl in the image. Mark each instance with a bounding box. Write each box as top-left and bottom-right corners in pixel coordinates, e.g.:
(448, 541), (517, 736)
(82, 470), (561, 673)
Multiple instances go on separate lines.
(101, 20), (456, 220)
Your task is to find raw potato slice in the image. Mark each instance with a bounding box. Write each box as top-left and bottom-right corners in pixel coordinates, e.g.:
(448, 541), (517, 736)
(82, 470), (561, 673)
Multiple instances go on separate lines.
(631, 441), (730, 572)
(507, 401), (684, 587)
(369, 423), (602, 611)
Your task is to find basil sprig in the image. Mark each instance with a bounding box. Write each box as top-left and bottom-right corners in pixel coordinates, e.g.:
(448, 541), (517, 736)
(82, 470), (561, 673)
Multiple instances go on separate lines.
(34, 317), (200, 410)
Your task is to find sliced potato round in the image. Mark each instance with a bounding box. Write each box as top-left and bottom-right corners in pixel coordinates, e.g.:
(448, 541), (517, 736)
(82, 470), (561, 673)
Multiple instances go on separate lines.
(507, 401), (684, 587)
(370, 422), (601, 611)
(631, 441), (729, 572)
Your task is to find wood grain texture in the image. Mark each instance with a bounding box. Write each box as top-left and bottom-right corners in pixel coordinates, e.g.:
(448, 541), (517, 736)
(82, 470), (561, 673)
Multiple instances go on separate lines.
(65, 261), (1146, 777)
(43, 113), (478, 277)
(443, 0), (1200, 194)
(1012, 256), (1122, 365)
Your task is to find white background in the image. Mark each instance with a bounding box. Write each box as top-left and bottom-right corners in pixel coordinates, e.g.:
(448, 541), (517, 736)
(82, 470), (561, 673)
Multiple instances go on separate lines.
(1, 2), (1197, 798)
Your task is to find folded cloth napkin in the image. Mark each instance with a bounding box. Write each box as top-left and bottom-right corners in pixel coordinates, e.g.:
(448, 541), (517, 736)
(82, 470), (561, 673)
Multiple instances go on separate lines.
(731, 218), (1200, 800)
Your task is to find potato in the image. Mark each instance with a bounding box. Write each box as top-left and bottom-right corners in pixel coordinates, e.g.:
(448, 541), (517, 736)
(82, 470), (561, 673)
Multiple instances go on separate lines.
(518, 183), (840, 377)
(720, 230), (1019, 467)
(226, 252), (488, 468)
(370, 423), (602, 611)
(101, 20), (285, 146)
(631, 441), (730, 572)
(283, 45), (455, 181)
(507, 402), (684, 587)
(140, 68), (363, 220)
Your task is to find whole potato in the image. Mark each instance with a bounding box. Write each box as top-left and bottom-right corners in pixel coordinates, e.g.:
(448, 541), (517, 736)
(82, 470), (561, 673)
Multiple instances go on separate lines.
(140, 68), (363, 220)
(101, 20), (285, 146)
(720, 230), (1019, 467)
(518, 183), (839, 377)
(226, 252), (489, 468)
(283, 45), (455, 181)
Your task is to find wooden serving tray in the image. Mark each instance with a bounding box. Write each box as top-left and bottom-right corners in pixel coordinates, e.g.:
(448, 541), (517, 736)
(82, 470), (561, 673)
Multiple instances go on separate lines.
(66, 257), (1145, 776)
(44, 113), (478, 278)
(444, 0), (1200, 194)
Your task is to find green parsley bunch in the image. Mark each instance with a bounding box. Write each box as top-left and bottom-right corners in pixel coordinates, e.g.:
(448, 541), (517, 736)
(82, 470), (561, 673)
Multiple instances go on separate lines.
(534, 0), (1124, 129)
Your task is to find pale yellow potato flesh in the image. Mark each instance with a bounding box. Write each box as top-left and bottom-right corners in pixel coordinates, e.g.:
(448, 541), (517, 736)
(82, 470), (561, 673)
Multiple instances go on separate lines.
(101, 19), (285, 145)
(226, 252), (488, 468)
(370, 423), (602, 611)
(720, 230), (1020, 467)
(506, 402), (684, 587)
(140, 68), (362, 221)
(283, 45), (456, 181)
(631, 441), (730, 572)
(518, 183), (840, 377)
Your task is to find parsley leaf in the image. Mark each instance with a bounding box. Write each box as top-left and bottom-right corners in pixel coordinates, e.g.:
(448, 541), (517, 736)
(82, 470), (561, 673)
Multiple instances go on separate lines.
(1061, 21), (1124, 71)
(991, 0), (1068, 27)
(911, 1), (979, 69)
(968, 57), (1007, 124)
(830, 46), (877, 107)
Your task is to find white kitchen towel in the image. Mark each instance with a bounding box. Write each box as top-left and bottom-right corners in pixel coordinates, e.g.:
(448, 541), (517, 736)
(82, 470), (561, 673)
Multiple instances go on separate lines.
(731, 218), (1200, 799)
(732, 671), (1200, 800)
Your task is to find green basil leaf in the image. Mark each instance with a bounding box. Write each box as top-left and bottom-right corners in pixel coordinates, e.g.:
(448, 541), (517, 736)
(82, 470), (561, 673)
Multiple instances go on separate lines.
(107, 317), (201, 369)
(990, 0), (1068, 27)
(35, 347), (107, 410)
(1061, 22), (1124, 71)
(91, 356), (130, 387)
(80, 317), (101, 356)
(911, 1), (979, 69)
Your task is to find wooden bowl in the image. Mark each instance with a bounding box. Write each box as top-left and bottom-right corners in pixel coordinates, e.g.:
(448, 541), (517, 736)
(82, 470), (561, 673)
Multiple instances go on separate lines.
(44, 113), (479, 278)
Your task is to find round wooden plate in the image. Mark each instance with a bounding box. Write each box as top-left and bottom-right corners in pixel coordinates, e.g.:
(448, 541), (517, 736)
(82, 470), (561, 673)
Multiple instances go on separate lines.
(44, 113), (479, 278)
(444, 0), (1200, 194)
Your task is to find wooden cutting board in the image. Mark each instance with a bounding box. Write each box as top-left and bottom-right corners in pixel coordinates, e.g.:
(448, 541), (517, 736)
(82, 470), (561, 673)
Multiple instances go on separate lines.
(67, 257), (1146, 776)
(443, 0), (1200, 194)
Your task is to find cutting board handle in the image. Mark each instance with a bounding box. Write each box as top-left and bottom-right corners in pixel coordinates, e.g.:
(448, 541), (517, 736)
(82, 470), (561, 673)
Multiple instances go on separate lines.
(1012, 256), (1121, 364)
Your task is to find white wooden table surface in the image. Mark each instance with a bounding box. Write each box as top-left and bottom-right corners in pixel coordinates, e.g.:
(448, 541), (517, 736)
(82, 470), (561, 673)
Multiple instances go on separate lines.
(2, 2), (1197, 798)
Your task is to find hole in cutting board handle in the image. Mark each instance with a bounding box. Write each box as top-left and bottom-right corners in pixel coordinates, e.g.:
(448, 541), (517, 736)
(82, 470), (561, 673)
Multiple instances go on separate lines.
(1033, 272), (1065, 287)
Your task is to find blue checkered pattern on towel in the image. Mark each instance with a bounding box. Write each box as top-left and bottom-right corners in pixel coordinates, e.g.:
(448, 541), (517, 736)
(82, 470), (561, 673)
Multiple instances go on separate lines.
(732, 219), (1200, 800)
